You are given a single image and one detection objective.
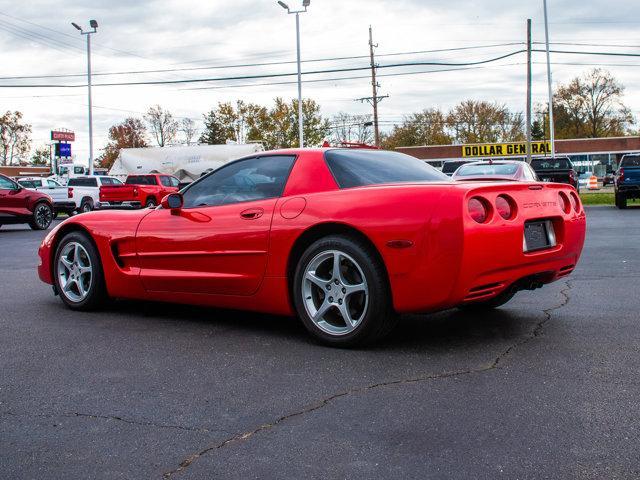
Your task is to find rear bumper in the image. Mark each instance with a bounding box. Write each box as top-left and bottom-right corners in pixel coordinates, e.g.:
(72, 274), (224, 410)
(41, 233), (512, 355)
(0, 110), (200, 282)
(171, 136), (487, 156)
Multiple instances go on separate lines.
(95, 201), (141, 210)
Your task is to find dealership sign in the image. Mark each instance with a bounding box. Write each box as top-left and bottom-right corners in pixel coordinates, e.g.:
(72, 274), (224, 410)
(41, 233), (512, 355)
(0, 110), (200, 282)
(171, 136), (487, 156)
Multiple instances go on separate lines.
(51, 130), (75, 142)
(462, 141), (551, 158)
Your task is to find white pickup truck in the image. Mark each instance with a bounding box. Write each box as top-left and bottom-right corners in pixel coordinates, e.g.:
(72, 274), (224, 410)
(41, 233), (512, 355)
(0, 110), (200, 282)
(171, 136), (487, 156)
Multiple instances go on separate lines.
(67, 176), (123, 213)
(17, 177), (77, 217)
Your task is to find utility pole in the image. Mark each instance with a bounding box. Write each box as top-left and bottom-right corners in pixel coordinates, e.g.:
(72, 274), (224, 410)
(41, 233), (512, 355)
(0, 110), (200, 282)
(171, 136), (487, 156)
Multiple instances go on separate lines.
(526, 18), (532, 164)
(72, 20), (98, 175)
(355, 26), (388, 147)
(543, 0), (555, 157)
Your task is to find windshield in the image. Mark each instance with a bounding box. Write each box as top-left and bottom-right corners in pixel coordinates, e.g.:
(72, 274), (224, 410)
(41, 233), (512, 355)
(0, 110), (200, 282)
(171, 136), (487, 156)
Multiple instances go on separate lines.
(126, 175), (156, 186)
(325, 150), (450, 188)
(621, 155), (640, 167)
(455, 163), (519, 177)
(531, 158), (572, 170)
(442, 161), (471, 175)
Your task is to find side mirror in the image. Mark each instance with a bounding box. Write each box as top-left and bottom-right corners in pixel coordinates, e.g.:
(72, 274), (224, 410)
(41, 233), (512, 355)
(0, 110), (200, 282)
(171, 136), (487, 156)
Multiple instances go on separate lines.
(161, 192), (183, 211)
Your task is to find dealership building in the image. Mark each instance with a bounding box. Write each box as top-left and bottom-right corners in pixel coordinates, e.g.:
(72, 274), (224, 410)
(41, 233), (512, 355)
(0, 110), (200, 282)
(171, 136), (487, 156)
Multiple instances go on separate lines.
(397, 136), (640, 175)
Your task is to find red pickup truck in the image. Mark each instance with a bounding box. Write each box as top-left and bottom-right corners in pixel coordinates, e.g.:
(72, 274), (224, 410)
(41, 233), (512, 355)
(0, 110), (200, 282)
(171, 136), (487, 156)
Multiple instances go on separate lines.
(98, 174), (180, 209)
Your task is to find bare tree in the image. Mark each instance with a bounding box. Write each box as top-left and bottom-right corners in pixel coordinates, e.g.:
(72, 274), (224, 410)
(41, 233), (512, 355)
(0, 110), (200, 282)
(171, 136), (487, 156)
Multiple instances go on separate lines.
(144, 105), (178, 147)
(329, 113), (374, 145)
(0, 111), (31, 165)
(179, 118), (198, 145)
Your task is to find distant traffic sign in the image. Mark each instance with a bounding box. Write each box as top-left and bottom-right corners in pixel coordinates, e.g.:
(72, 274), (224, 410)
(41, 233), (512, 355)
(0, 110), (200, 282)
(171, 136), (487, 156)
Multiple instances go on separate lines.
(55, 143), (72, 157)
(51, 130), (75, 142)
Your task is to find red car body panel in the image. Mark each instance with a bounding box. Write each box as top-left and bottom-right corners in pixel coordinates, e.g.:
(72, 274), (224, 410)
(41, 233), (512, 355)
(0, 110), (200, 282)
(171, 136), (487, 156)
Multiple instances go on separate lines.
(0, 174), (53, 223)
(38, 149), (586, 317)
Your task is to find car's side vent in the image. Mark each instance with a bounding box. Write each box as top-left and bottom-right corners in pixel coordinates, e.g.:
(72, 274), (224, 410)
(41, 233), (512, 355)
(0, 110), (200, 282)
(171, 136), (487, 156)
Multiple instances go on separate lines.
(464, 282), (505, 301)
(111, 243), (125, 268)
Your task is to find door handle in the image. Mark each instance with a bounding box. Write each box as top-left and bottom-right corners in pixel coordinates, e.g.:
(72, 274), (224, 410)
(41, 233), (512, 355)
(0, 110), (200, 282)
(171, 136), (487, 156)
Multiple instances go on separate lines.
(240, 208), (264, 220)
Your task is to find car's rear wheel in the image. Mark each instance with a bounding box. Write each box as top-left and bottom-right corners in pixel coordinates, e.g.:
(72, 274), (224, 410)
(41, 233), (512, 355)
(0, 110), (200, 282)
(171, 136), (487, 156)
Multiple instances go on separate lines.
(54, 232), (106, 310)
(293, 235), (396, 347)
(615, 192), (627, 209)
(29, 202), (53, 230)
(145, 197), (157, 208)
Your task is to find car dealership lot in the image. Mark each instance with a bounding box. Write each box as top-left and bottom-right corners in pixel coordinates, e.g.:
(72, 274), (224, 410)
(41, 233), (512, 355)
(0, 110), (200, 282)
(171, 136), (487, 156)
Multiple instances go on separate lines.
(1, 206), (639, 479)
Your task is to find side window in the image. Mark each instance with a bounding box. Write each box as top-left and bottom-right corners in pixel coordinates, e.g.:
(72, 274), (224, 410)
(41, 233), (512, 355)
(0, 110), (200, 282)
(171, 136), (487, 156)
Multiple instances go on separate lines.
(160, 176), (172, 187)
(47, 179), (60, 188)
(182, 155), (296, 209)
(0, 176), (18, 189)
(170, 177), (180, 187)
(101, 177), (113, 185)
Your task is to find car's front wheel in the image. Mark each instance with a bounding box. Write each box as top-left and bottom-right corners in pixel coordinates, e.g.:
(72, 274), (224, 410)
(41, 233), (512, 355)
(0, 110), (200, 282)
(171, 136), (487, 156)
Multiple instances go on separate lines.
(293, 235), (396, 347)
(29, 202), (53, 230)
(54, 231), (106, 310)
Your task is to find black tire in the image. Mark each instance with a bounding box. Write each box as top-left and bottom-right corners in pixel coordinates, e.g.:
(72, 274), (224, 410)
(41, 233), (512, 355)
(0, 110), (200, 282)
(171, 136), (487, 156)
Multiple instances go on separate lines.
(615, 192), (627, 209)
(292, 235), (397, 347)
(145, 197), (157, 208)
(53, 231), (107, 310)
(29, 202), (53, 230)
(80, 198), (94, 213)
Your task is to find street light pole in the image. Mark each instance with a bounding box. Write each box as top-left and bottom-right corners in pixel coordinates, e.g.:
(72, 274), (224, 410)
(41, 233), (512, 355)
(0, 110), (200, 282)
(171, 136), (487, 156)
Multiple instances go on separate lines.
(278, 1), (309, 148)
(72, 20), (98, 175)
(542, 0), (555, 158)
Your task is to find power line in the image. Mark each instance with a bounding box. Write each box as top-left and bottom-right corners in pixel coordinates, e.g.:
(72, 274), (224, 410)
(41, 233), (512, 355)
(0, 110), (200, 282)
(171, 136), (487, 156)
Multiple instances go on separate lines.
(0, 50), (528, 88)
(0, 42), (525, 81)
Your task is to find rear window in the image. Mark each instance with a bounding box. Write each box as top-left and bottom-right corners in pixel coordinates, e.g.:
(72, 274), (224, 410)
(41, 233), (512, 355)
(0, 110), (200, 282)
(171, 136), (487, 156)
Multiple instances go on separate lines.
(18, 179), (40, 188)
(621, 155), (640, 167)
(68, 177), (97, 187)
(442, 160), (472, 175)
(325, 150), (450, 188)
(455, 163), (519, 177)
(531, 158), (572, 170)
(126, 175), (157, 186)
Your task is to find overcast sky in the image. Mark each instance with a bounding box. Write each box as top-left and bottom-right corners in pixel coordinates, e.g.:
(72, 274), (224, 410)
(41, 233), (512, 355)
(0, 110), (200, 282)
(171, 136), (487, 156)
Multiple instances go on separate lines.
(1, 0), (639, 165)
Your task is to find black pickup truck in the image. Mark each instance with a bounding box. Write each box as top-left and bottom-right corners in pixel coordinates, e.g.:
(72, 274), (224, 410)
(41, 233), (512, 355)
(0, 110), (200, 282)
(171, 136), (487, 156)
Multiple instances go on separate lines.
(530, 156), (579, 192)
(614, 154), (640, 209)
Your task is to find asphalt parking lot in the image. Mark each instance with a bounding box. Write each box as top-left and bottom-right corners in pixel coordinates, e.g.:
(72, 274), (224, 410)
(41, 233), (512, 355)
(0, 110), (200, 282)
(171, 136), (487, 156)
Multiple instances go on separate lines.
(1, 205), (639, 479)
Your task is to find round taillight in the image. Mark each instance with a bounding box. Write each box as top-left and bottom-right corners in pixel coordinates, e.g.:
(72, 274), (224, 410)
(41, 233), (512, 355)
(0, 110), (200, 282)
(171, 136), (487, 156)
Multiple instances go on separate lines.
(569, 192), (580, 212)
(468, 197), (489, 223)
(495, 195), (515, 220)
(558, 192), (571, 214)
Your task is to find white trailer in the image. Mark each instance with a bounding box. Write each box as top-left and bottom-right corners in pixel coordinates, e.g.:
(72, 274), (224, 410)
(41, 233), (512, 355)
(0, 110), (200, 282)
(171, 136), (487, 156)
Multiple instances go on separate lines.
(108, 143), (264, 183)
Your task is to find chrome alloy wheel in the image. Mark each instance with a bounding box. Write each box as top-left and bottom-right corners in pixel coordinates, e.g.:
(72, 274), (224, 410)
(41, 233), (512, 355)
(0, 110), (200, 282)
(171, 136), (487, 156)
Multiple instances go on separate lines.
(57, 242), (93, 303)
(34, 203), (52, 228)
(302, 249), (369, 336)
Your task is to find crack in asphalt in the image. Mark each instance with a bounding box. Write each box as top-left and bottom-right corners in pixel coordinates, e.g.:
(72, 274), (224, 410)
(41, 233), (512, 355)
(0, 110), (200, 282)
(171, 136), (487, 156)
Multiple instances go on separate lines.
(1, 410), (213, 433)
(162, 281), (573, 478)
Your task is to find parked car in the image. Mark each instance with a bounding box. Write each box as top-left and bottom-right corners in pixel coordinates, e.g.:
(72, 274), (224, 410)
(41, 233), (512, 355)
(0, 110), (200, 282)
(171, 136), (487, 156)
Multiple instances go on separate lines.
(38, 148), (586, 347)
(530, 156), (579, 191)
(614, 154), (640, 209)
(67, 176), (123, 213)
(441, 159), (474, 176)
(16, 177), (76, 217)
(0, 173), (54, 230)
(603, 172), (615, 186)
(452, 160), (539, 182)
(98, 174), (180, 209)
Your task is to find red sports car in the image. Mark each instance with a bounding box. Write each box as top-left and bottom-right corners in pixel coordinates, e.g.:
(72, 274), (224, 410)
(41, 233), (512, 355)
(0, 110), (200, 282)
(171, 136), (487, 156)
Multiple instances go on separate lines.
(37, 149), (586, 346)
(452, 160), (540, 182)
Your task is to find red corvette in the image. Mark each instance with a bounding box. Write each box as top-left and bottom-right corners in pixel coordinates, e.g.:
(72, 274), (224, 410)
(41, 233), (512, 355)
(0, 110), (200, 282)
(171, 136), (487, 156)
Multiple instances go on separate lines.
(38, 149), (586, 346)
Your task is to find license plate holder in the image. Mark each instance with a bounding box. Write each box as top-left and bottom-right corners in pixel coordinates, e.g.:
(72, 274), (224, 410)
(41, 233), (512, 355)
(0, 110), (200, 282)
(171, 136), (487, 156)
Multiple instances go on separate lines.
(523, 220), (556, 252)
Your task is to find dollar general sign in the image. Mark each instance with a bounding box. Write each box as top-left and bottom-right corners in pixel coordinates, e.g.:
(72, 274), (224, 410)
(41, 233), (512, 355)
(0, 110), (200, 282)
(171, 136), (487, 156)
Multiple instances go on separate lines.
(462, 141), (551, 158)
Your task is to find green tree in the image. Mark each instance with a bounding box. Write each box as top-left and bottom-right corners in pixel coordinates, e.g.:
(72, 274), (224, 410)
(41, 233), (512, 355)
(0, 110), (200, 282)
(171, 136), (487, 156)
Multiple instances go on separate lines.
(448, 100), (524, 144)
(98, 117), (148, 169)
(381, 108), (452, 149)
(553, 68), (634, 138)
(0, 111), (31, 165)
(31, 145), (50, 166)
